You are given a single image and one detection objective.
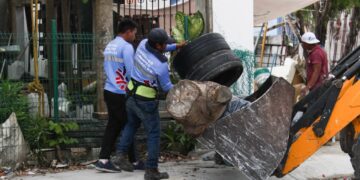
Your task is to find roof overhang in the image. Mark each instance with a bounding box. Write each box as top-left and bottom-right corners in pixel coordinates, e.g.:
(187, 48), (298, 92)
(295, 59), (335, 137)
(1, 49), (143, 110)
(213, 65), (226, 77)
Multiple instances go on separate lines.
(254, 0), (319, 24)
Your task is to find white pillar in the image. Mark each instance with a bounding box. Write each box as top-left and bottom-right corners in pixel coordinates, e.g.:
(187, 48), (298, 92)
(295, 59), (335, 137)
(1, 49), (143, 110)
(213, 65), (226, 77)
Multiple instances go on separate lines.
(212, 0), (254, 96)
(212, 0), (254, 50)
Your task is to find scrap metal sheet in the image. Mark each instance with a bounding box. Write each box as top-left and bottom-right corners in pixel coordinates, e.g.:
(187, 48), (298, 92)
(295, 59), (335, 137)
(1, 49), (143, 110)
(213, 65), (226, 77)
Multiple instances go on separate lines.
(199, 78), (294, 180)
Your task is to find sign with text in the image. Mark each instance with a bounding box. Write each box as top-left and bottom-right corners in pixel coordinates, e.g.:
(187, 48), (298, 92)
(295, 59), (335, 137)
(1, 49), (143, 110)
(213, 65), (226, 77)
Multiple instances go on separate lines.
(124, 0), (189, 10)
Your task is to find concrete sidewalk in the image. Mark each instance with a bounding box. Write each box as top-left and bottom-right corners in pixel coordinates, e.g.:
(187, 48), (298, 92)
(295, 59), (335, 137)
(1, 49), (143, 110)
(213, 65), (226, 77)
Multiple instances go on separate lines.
(14, 143), (354, 180)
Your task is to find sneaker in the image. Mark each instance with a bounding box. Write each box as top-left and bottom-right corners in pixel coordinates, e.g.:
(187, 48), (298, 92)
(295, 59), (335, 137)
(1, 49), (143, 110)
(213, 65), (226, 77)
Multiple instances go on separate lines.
(133, 160), (145, 170)
(144, 168), (169, 180)
(112, 153), (134, 172)
(95, 161), (121, 173)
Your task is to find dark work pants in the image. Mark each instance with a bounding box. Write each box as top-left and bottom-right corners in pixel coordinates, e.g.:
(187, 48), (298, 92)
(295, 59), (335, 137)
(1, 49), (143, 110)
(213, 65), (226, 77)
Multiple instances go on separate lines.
(99, 90), (136, 162)
(117, 96), (160, 168)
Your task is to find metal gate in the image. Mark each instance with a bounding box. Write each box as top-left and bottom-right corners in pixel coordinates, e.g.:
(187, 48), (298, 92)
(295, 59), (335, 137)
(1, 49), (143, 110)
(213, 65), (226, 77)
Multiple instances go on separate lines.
(115, 0), (196, 44)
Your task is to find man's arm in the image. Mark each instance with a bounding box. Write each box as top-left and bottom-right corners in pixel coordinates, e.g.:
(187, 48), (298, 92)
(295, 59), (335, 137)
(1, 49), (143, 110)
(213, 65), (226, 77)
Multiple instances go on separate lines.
(165, 41), (186, 52)
(157, 64), (173, 92)
(307, 63), (322, 90)
(165, 44), (177, 52)
(122, 44), (135, 81)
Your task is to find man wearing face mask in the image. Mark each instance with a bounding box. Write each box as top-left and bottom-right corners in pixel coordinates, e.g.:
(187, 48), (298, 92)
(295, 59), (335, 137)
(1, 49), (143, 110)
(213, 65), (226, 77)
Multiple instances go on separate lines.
(113, 28), (185, 180)
(95, 19), (138, 173)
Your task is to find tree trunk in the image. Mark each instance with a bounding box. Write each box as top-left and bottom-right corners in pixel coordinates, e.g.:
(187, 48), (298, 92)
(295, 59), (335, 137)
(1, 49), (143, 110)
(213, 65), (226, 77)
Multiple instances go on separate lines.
(73, 0), (82, 33)
(46, 0), (55, 99)
(94, 0), (113, 113)
(295, 11), (305, 36)
(344, 7), (360, 56)
(313, 0), (332, 45)
(73, 0), (83, 92)
(166, 80), (232, 137)
(60, 0), (74, 91)
(284, 15), (300, 57)
(46, 0), (55, 58)
(8, 0), (17, 34)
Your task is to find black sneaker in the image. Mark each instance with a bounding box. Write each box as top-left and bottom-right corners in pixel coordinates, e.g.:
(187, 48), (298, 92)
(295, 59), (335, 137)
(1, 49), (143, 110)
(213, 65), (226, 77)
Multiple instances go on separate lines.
(95, 161), (121, 173)
(112, 153), (134, 172)
(133, 160), (145, 170)
(144, 168), (169, 180)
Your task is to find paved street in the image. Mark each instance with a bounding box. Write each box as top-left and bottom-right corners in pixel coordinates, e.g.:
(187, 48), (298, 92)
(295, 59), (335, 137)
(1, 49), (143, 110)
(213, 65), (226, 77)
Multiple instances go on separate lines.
(13, 142), (354, 180)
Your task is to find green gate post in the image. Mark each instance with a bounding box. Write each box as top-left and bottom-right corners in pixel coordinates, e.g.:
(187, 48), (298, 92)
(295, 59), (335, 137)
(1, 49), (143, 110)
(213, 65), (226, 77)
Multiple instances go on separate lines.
(184, 16), (189, 41)
(51, 19), (59, 122)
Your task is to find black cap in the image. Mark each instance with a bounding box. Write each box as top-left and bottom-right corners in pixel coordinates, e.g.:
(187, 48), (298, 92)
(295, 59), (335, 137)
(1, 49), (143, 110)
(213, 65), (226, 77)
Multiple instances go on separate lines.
(148, 28), (174, 44)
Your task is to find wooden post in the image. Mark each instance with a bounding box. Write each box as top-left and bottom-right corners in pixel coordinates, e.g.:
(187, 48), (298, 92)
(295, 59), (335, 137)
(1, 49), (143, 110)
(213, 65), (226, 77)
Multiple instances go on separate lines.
(94, 0), (113, 115)
(9, 0), (17, 33)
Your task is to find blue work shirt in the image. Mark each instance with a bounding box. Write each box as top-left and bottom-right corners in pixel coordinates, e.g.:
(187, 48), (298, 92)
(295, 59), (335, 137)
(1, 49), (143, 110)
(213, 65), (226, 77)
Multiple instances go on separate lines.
(131, 39), (176, 92)
(103, 36), (134, 94)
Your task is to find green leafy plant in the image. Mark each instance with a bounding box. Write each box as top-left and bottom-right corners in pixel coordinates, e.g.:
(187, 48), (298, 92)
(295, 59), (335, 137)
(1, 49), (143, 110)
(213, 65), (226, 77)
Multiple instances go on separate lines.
(170, 11), (205, 83)
(162, 121), (196, 155)
(48, 120), (79, 147)
(22, 116), (49, 148)
(26, 119), (79, 164)
(0, 81), (28, 124)
(0, 81), (47, 163)
(172, 11), (205, 42)
(0, 81), (79, 164)
(22, 116), (52, 164)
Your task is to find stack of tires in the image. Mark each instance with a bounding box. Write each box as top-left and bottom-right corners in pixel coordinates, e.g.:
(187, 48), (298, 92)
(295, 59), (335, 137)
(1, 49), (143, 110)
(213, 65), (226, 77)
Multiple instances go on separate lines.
(173, 33), (243, 87)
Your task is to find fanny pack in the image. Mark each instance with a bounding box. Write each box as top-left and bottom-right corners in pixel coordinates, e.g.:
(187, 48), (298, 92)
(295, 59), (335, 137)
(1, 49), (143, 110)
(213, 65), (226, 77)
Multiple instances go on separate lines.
(127, 79), (157, 101)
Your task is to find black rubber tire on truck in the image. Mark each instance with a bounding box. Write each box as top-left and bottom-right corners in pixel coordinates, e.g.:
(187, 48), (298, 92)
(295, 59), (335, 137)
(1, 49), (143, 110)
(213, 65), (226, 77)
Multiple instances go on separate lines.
(340, 123), (355, 156)
(351, 136), (360, 178)
(173, 33), (243, 87)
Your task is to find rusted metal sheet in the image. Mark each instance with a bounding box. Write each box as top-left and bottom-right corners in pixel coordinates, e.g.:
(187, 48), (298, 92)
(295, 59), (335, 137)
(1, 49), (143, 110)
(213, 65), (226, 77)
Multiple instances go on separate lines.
(198, 77), (294, 180)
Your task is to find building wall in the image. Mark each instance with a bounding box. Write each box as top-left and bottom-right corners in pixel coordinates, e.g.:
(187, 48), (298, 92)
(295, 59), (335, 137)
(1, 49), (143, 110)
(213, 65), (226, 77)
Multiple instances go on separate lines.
(212, 0), (254, 96)
(212, 0), (253, 50)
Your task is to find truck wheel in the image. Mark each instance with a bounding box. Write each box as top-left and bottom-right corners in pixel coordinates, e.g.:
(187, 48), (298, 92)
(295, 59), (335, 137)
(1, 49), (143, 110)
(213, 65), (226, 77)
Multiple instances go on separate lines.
(340, 123), (355, 156)
(351, 136), (360, 178)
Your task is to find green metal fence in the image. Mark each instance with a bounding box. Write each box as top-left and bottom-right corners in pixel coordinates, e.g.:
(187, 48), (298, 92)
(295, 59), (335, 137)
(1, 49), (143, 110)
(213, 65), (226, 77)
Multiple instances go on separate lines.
(0, 25), (178, 153)
(0, 26), (111, 148)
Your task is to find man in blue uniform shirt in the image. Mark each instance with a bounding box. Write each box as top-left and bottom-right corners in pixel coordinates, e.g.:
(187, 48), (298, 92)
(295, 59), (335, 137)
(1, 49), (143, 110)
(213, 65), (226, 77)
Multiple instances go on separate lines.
(113, 28), (185, 179)
(95, 19), (137, 173)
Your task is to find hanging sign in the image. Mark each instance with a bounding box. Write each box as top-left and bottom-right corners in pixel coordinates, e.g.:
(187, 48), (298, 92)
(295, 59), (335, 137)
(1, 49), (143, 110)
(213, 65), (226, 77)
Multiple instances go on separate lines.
(124, 0), (189, 10)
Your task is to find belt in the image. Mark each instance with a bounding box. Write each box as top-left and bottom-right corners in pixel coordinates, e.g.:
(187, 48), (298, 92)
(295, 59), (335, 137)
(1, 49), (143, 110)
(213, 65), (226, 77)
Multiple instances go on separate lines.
(127, 79), (157, 101)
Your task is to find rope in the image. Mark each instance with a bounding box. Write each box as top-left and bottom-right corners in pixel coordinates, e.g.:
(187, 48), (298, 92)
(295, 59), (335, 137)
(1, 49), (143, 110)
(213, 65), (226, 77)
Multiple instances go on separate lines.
(28, 0), (45, 116)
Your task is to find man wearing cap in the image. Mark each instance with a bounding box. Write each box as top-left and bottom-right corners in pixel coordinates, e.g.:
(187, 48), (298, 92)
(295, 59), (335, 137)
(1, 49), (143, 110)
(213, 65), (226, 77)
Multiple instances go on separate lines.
(301, 32), (329, 95)
(113, 28), (185, 180)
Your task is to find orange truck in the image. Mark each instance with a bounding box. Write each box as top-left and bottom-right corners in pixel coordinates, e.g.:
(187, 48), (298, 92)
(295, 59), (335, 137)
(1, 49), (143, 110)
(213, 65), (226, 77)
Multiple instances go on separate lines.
(168, 34), (360, 179)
